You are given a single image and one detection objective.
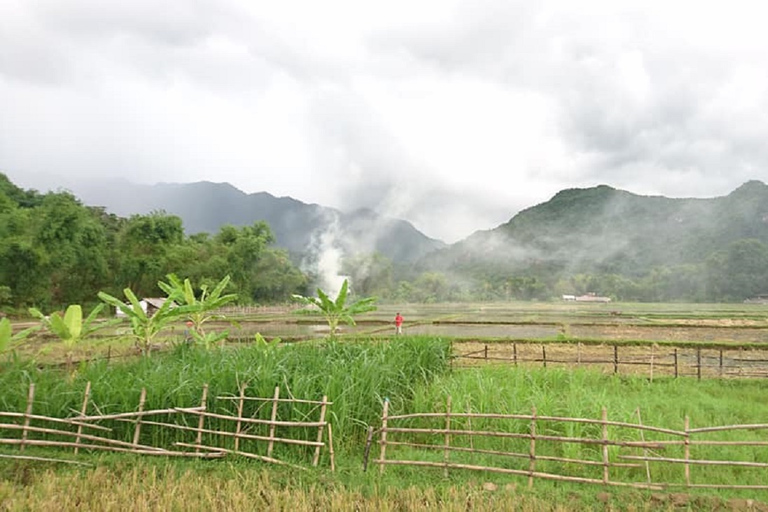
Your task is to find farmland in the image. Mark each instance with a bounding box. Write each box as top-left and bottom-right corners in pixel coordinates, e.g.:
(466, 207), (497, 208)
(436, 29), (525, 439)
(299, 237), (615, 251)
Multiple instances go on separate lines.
(3, 301), (768, 510)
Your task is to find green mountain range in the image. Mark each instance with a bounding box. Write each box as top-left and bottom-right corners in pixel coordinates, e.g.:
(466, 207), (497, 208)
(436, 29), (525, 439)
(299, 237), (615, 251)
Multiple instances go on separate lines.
(422, 180), (768, 301)
(64, 180), (445, 264)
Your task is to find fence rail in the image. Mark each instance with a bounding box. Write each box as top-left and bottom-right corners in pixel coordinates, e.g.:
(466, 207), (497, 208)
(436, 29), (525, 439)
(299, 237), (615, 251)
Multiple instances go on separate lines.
(455, 342), (768, 379)
(370, 398), (768, 491)
(0, 382), (334, 469)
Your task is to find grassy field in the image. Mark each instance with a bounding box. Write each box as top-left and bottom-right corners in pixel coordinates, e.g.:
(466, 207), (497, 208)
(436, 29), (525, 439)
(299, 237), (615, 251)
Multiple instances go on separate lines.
(3, 302), (768, 509)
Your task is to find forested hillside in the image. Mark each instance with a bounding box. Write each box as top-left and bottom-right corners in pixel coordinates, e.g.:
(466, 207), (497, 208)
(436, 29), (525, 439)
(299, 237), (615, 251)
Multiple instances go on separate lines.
(0, 174), (307, 309)
(423, 181), (768, 302)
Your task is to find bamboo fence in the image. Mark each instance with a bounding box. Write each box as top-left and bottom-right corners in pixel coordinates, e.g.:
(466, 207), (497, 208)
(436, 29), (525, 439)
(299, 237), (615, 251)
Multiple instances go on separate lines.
(455, 343), (768, 379)
(0, 382), (334, 469)
(371, 397), (768, 491)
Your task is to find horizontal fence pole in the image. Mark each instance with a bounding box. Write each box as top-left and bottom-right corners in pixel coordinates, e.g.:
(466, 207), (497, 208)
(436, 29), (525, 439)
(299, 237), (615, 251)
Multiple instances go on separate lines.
(0, 438), (222, 457)
(374, 459), (662, 490)
(382, 428), (666, 448)
(619, 455), (768, 468)
(0, 412), (111, 432)
(74, 406), (205, 422)
(385, 413), (684, 436)
(688, 423), (768, 434)
(175, 443), (305, 469)
(216, 396), (332, 405)
(384, 440), (641, 468)
(0, 423), (165, 452)
(173, 407), (325, 427)
(116, 419), (325, 447)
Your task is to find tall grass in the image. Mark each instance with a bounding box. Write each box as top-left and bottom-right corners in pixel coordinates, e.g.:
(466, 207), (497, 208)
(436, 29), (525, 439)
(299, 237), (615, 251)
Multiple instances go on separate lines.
(0, 336), (451, 455)
(395, 366), (768, 488)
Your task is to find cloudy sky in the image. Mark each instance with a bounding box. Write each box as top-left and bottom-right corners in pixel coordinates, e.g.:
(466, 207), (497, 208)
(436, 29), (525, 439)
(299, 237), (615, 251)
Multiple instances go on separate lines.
(2, 1), (767, 242)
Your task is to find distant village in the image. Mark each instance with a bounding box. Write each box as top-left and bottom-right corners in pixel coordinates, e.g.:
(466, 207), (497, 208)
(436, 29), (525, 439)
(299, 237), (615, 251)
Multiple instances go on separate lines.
(561, 293), (611, 303)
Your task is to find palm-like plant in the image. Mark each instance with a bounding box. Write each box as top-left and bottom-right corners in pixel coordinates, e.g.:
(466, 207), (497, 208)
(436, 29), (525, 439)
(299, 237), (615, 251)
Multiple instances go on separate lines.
(98, 288), (184, 356)
(158, 274), (238, 349)
(0, 317), (40, 355)
(292, 279), (377, 336)
(29, 304), (112, 370)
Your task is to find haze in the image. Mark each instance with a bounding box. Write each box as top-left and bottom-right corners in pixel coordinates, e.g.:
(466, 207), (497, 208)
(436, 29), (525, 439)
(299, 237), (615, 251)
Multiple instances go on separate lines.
(2, 0), (767, 242)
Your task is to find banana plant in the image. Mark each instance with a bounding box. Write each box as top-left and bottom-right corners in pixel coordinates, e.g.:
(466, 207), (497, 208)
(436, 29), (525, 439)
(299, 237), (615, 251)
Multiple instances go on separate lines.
(28, 304), (112, 370)
(98, 288), (186, 356)
(158, 274), (238, 350)
(292, 279), (377, 337)
(0, 317), (40, 355)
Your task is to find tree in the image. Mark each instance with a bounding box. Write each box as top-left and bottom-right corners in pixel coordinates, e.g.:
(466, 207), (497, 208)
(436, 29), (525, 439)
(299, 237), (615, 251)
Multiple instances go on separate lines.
(158, 274), (237, 349)
(292, 279), (377, 336)
(29, 304), (114, 372)
(98, 288), (185, 356)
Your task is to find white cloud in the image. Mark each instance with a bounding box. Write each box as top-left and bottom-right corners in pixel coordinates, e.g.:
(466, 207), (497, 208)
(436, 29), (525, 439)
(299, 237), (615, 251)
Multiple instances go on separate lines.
(2, 0), (768, 243)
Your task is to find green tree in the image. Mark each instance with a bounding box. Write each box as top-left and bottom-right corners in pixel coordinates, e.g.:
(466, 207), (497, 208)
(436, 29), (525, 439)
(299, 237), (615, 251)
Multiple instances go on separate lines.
(292, 279), (377, 336)
(158, 274), (237, 349)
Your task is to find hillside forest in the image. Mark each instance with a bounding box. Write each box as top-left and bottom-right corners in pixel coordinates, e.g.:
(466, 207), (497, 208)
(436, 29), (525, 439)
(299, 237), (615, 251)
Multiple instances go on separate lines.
(2, 172), (768, 311)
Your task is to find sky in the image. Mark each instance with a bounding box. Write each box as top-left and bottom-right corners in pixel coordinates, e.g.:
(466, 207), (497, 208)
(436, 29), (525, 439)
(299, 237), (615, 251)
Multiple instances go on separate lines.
(2, 1), (768, 243)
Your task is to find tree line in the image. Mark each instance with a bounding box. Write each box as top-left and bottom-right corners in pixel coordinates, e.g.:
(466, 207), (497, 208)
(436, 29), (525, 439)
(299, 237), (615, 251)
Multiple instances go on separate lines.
(0, 174), (306, 311)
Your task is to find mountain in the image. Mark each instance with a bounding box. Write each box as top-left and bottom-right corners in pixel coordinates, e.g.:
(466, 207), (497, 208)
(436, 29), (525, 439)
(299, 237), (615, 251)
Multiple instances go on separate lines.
(60, 179), (446, 264)
(426, 180), (768, 277)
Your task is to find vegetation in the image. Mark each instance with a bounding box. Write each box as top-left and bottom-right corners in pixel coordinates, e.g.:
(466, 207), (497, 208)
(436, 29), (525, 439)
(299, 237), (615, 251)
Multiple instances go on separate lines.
(157, 274), (238, 349)
(292, 279), (377, 335)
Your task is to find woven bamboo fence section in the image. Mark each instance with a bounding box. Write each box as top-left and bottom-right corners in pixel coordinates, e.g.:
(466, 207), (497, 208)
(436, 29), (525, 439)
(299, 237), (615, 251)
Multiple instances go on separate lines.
(456, 343), (768, 379)
(0, 382), (334, 469)
(371, 398), (768, 491)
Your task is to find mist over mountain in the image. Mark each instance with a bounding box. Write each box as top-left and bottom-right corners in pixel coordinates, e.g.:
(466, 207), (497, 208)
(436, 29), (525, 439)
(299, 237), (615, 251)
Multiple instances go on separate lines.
(424, 181), (768, 295)
(54, 178), (446, 265)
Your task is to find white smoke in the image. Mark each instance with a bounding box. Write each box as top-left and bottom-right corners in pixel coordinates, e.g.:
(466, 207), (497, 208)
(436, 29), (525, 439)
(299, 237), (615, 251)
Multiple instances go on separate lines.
(301, 210), (347, 298)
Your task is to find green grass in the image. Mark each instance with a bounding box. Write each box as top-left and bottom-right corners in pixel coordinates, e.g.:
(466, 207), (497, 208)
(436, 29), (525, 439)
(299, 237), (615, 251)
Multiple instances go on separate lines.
(0, 336), (452, 456)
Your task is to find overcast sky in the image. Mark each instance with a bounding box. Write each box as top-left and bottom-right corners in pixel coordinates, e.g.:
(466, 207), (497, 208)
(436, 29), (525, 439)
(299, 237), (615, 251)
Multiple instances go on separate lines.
(2, 1), (768, 242)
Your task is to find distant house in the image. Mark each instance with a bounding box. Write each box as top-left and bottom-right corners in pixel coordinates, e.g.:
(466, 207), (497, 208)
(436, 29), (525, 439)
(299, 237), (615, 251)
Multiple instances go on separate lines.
(575, 293), (611, 303)
(562, 295), (577, 301)
(115, 297), (173, 317)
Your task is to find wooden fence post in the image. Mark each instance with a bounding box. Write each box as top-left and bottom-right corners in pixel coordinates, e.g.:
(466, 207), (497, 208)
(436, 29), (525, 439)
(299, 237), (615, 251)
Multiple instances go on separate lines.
(363, 426), (374, 472)
(484, 344), (488, 361)
(267, 386), (280, 457)
(20, 382), (35, 452)
(528, 406), (537, 489)
(719, 350), (723, 378)
(697, 348), (702, 380)
(443, 396), (452, 477)
(379, 398), (390, 475)
(234, 383), (247, 452)
(601, 407), (609, 485)
(613, 345), (619, 375)
(312, 395), (328, 467)
(674, 349), (679, 378)
(74, 381), (91, 455)
(684, 416), (691, 487)
(634, 408), (652, 485)
(542, 346), (547, 368)
(513, 342), (518, 366)
(649, 345), (655, 382)
(132, 388), (147, 448)
(327, 422), (336, 472)
(195, 384), (208, 453)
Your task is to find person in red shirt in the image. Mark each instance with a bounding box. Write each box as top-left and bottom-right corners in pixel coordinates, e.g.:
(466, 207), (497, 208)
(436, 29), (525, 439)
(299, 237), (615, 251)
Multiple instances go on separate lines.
(395, 312), (404, 335)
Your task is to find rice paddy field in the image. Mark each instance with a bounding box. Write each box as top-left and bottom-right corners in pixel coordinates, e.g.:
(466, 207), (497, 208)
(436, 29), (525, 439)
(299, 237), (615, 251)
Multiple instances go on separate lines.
(3, 301), (768, 510)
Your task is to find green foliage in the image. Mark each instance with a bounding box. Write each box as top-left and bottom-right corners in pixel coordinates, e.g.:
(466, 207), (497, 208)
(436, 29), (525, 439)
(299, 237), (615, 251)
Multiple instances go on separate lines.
(158, 274), (237, 349)
(98, 288), (185, 356)
(292, 279), (377, 335)
(29, 304), (109, 350)
(0, 317), (40, 354)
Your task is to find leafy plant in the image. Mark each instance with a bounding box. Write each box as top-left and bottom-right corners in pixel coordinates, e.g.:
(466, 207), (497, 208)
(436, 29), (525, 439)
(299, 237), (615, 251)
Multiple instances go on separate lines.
(0, 317), (39, 354)
(291, 279), (377, 336)
(29, 304), (112, 370)
(98, 288), (185, 356)
(158, 274), (237, 350)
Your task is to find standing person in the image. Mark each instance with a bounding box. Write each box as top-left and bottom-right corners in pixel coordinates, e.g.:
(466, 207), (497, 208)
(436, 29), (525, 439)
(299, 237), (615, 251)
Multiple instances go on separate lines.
(395, 312), (404, 335)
